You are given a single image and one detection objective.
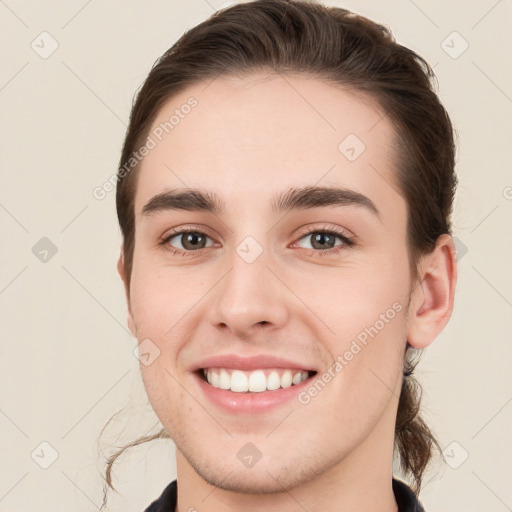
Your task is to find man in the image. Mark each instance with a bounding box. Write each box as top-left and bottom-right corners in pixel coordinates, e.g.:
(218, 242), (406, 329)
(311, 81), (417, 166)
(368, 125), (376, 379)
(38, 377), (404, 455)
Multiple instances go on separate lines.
(111, 2), (458, 510)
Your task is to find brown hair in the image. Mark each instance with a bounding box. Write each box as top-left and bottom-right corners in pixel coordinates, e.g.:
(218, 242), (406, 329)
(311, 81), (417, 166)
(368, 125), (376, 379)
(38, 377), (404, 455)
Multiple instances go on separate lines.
(105, 0), (456, 503)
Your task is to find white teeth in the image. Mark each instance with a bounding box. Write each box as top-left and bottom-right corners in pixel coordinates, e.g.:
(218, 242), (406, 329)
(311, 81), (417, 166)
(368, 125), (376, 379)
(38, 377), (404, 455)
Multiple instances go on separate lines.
(266, 371), (281, 390)
(231, 370), (249, 392)
(248, 370), (267, 392)
(280, 370), (293, 388)
(203, 368), (311, 393)
(218, 369), (231, 389)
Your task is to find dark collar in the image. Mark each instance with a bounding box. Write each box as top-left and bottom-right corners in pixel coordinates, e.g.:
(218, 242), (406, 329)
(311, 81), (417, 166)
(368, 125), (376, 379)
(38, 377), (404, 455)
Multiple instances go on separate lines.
(145, 478), (425, 511)
(392, 478), (426, 511)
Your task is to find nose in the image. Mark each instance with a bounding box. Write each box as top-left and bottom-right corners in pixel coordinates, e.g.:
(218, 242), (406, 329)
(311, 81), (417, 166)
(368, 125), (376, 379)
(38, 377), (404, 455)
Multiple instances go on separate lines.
(207, 240), (289, 339)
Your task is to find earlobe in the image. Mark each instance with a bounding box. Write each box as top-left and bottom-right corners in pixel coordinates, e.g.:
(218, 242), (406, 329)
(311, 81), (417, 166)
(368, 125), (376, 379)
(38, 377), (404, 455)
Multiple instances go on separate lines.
(407, 234), (458, 349)
(117, 251), (137, 338)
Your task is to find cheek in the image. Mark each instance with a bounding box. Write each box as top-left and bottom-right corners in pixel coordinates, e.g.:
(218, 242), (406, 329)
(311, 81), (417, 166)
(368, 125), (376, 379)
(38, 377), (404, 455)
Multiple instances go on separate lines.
(319, 303), (406, 434)
(139, 363), (187, 433)
(291, 255), (409, 399)
(129, 257), (204, 338)
(290, 255), (409, 339)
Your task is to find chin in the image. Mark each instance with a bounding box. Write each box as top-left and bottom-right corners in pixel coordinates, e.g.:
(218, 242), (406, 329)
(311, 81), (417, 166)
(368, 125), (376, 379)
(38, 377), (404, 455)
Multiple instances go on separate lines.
(182, 443), (333, 495)
(193, 462), (306, 494)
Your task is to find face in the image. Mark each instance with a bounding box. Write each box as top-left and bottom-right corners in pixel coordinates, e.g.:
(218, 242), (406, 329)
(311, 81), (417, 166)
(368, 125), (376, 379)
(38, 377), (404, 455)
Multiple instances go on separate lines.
(123, 72), (415, 493)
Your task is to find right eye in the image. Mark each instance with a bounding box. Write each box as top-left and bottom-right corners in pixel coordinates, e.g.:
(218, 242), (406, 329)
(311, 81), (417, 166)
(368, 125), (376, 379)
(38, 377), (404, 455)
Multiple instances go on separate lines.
(160, 228), (217, 256)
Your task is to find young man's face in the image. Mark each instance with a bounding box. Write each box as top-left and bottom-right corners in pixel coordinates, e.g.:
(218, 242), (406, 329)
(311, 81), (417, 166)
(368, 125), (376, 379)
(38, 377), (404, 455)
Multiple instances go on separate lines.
(122, 73), (416, 493)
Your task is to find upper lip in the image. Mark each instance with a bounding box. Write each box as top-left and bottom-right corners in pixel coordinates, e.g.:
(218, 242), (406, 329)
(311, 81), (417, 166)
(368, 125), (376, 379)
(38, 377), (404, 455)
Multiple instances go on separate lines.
(191, 354), (319, 373)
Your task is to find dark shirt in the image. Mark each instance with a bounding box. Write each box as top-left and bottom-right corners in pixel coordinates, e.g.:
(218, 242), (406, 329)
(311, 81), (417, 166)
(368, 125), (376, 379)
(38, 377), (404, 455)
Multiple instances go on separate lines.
(144, 478), (425, 511)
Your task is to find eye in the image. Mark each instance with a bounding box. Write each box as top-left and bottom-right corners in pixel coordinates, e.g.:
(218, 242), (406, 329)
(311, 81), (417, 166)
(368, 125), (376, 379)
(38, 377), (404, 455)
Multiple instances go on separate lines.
(159, 228), (216, 256)
(292, 225), (355, 257)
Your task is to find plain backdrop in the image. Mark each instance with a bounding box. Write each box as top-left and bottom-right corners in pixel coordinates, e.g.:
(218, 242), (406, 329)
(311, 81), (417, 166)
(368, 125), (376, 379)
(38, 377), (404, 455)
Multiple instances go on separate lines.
(1, 1), (511, 511)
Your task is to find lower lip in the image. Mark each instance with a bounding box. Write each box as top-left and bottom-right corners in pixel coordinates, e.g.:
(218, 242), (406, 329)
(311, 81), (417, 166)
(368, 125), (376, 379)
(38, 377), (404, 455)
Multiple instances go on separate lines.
(193, 371), (315, 414)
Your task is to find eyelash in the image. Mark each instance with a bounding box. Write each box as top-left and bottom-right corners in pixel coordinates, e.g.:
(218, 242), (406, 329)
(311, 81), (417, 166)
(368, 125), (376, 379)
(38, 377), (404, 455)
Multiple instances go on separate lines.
(158, 225), (355, 258)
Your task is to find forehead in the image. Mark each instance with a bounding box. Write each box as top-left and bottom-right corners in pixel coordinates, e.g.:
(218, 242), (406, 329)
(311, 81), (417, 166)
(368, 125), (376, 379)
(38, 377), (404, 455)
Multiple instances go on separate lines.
(134, 72), (402, 220)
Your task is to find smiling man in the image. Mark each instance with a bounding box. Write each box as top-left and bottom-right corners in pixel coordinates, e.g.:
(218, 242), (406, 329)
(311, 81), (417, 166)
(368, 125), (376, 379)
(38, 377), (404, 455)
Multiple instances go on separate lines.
(108, 1), (458, 511)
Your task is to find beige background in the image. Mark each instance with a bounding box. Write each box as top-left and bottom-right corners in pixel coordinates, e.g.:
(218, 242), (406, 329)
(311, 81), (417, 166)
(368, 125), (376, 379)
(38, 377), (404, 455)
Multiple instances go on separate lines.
(1, 0), (511, 510)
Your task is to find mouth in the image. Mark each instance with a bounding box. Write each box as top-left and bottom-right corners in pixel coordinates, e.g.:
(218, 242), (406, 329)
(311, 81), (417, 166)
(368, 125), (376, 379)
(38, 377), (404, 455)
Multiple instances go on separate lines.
(190, 353), (320, 412)
(196, 367), (318, 393)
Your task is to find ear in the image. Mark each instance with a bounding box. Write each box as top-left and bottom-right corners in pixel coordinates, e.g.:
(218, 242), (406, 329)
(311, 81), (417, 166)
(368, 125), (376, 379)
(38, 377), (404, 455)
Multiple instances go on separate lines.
(117, 249), (137, 338)
(407, 234), (458, 349)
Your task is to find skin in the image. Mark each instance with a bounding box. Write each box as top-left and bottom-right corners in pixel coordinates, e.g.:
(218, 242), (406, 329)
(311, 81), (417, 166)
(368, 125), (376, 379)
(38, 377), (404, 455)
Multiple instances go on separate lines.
(117, 72), (457, 512)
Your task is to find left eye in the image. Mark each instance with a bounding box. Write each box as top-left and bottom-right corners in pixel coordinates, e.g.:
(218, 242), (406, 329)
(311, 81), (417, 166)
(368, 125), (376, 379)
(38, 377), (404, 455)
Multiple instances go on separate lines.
(294, 228), (353, 253)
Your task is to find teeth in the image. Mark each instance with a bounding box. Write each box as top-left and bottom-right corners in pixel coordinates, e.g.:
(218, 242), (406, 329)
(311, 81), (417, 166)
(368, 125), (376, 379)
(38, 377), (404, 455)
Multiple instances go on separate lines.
(267, 371), (281, 391)
(203, 368), (311, 393)
(293, 371), (305, 385)
(281, 370), (293, 389)
(218, 369), (230, 390)
(231, 370), (248, 392)
(248, 370), (266, 392)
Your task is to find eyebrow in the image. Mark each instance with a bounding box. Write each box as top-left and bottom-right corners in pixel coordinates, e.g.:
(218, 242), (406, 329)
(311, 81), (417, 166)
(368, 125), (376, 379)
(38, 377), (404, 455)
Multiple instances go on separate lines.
(141, 185), (380, 220)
